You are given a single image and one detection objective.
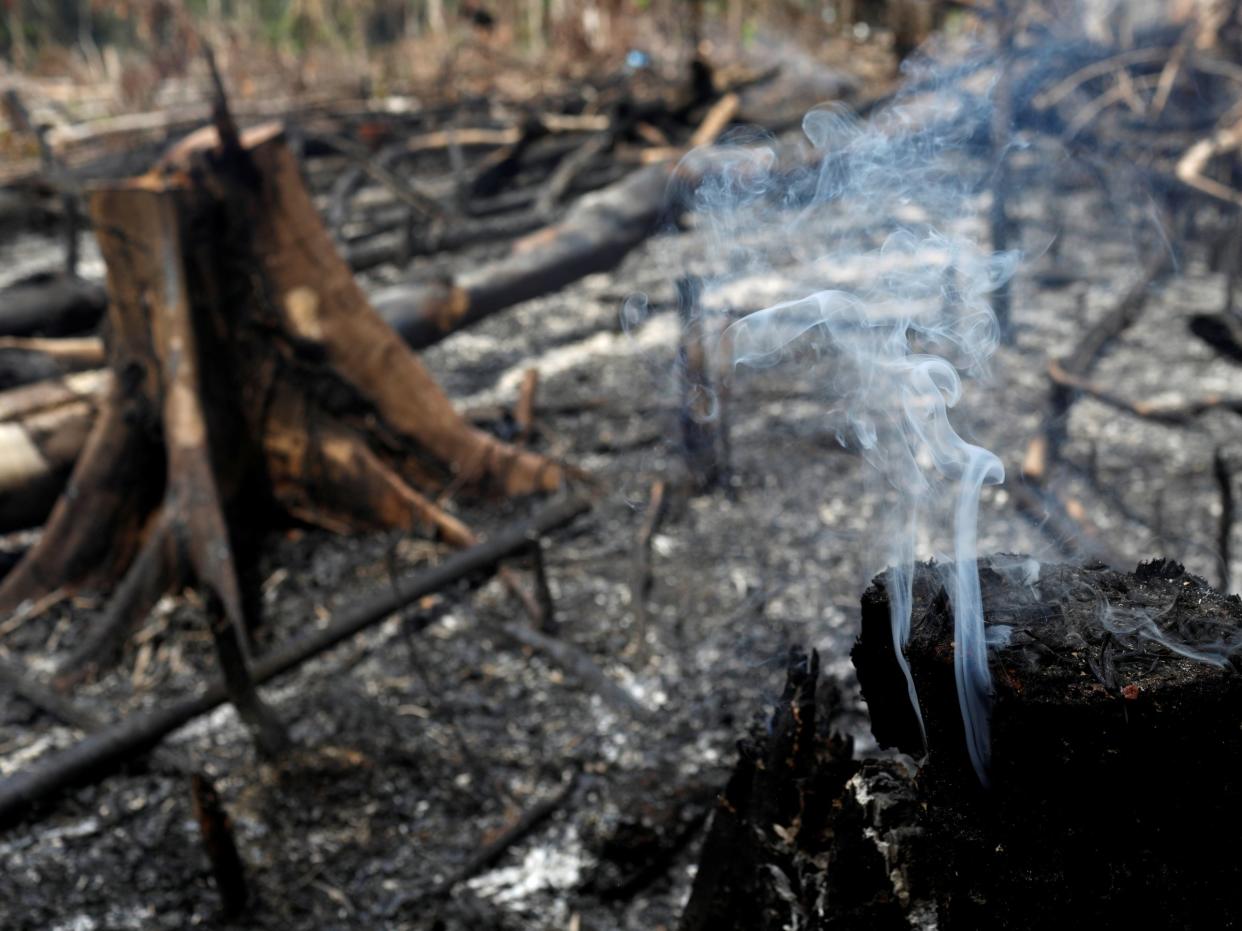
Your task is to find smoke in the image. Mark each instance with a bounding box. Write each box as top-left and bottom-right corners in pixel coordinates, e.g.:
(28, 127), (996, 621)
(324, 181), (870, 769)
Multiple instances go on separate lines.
(679, 41), (1019, 782)
(1094, 589), (1242, 672)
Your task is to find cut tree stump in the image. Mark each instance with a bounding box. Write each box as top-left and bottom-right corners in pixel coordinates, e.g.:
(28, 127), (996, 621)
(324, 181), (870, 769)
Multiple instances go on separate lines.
(0, 116), (564, 743)
(685, 558), (1242, 930)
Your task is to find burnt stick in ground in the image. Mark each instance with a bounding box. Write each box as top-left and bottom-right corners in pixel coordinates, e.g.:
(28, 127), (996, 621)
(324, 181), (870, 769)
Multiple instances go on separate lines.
(676, 276), (728, 492)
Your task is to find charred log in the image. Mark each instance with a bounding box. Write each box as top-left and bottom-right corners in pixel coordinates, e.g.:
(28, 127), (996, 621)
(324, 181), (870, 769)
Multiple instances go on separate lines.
(372, 163), (677, 349)
(0, 273), (106, 338)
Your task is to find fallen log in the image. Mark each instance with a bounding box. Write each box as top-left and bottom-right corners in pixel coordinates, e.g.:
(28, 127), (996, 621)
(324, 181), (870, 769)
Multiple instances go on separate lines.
(0, 369), (109, 533)
(345, 210), (546, 272)
(0, 273), (107, 338)
(0, 493), (591, 828)
(685, 557), (1242, 929)
(0, 336), (105, 391)
(372, 162), (678, 349)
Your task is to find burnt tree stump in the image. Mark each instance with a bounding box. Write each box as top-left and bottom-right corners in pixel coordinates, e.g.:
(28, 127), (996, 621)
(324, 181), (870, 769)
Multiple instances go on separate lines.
(684, 559), (1242, 930)
(0, 113), (564, 750)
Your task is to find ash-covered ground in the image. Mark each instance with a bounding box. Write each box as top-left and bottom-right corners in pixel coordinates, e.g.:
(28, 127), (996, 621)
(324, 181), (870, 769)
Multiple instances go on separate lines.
(1, 133), (1239, 931)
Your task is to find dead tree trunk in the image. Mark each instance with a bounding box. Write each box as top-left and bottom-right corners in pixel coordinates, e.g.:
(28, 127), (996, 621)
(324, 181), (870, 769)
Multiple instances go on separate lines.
(0, 121), (563, 691)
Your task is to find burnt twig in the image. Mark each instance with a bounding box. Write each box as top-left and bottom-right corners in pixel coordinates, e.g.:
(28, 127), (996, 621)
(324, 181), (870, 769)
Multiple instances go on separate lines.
(527, 539), (557, 635)
(428, 771), (580, 900)
(1046, 358), (1242, 424)
(1215, 447), (1235, 593)
(677, 276), (726, 491)
(1025, 250), (1173, 484)
(190, 773), (249, 918)
(628, 479), (669, 657)
(514, 368), (539, 445)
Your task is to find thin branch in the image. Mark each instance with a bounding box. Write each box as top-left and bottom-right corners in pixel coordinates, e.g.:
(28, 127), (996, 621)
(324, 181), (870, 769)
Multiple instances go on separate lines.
(1048, 359), (1242, 424)
(0, 495), (591, 826)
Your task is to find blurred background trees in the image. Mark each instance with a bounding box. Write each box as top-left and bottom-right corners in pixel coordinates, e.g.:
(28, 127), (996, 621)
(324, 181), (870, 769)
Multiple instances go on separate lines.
(0, 1), (941, 84)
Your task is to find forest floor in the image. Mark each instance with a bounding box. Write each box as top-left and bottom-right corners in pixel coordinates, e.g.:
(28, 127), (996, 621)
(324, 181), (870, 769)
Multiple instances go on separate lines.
(0, 123), (1239, 930)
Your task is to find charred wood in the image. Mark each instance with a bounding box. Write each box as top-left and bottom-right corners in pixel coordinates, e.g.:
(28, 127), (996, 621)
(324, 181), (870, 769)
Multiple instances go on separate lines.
(373, 163), (676, 349)
(676, 276), (728, 491)
(1024, 251), (1173, 484)
(849, 556), (1242, 929)
(628, 478), (668, 656)
(1216, 447), (1235, 593)
(685, 557), (1242, 929)
(189, 773), (250, 918)
(0, 116), (564, 638)
(0, 273), (107, 338)
(680, 648), (865, 931)
(344, 210), (546, 272)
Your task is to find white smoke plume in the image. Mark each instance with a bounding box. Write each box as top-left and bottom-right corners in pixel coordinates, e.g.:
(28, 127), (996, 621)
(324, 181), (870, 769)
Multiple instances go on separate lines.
(675, 41), (1021, 782)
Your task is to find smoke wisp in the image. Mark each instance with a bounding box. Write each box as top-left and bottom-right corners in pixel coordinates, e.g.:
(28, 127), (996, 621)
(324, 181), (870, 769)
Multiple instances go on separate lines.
(683, 44), (1019, 782)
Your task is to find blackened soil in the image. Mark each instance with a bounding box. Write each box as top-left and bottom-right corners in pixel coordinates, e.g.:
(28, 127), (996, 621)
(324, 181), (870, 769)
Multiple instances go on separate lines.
(3, 95), (1242, 931)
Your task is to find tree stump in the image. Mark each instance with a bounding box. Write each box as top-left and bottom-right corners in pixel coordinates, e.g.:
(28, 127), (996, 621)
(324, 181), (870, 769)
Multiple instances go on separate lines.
(0, 120), (563, 746)
(684, 559), (1242, 929)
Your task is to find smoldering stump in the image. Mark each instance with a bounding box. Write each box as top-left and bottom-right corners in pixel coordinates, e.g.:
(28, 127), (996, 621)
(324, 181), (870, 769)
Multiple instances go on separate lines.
(683, 557), (1242, 930)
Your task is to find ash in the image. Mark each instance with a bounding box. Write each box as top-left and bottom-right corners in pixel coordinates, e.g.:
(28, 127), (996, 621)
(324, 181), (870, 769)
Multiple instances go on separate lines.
(2, 115), (1240, 931)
